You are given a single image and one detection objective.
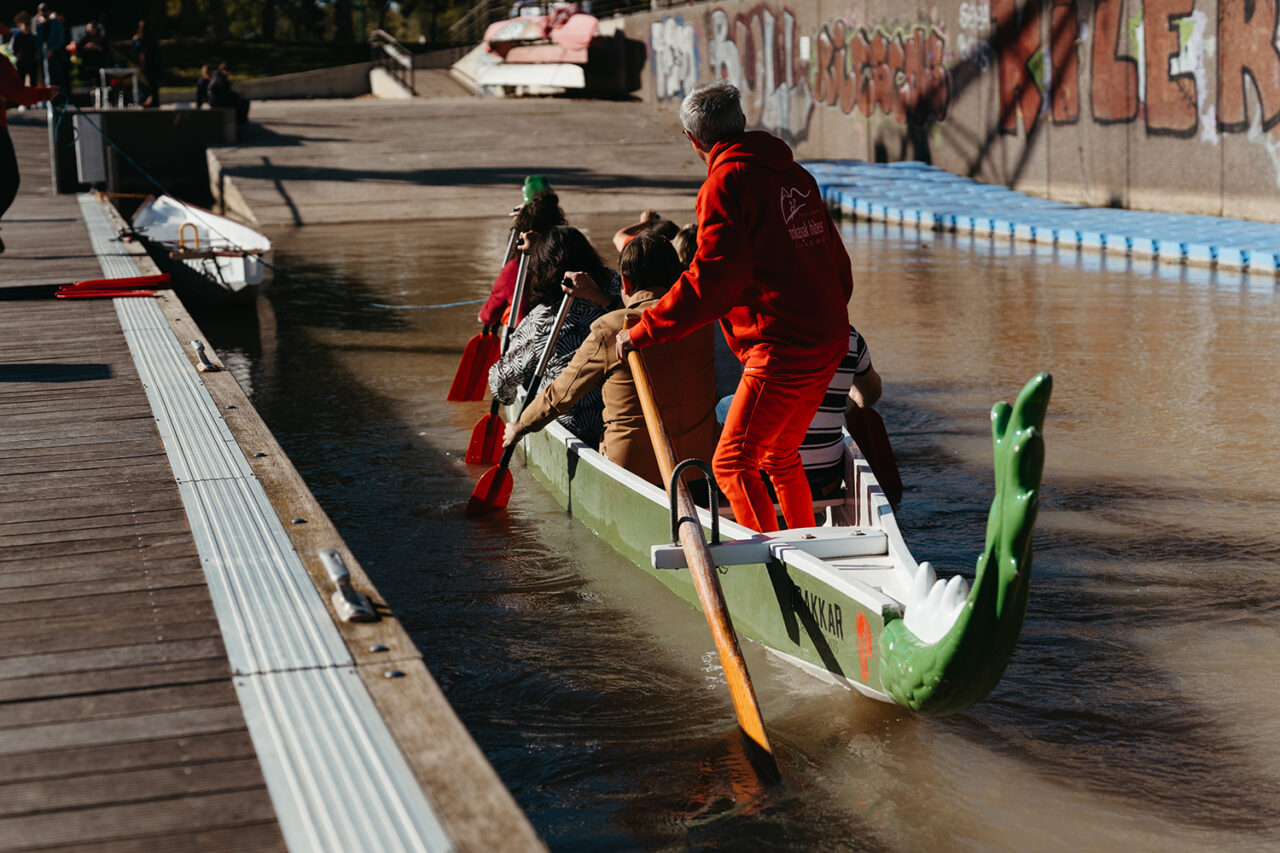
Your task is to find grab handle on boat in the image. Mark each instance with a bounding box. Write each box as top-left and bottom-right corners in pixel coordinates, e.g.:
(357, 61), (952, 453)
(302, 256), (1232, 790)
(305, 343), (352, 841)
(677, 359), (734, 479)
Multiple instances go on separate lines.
(319, 549), (378, 623)
(669, 458), (720, 546)
(178, 222), (200, 251)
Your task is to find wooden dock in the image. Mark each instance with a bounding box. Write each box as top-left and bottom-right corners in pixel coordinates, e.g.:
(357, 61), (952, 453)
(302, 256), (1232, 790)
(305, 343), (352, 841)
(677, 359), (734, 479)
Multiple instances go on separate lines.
(0, 114), (541, 852)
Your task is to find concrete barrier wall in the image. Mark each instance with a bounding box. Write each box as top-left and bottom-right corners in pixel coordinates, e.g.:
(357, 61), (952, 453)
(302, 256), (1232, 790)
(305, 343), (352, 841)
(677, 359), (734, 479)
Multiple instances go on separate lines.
(236, 62), (375, 100)
(615, 0), (1280, 223)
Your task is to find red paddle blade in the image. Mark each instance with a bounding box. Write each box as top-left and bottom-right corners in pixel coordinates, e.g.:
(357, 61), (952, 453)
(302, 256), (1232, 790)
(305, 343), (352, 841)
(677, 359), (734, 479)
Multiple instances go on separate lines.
(466, 335), (501, 400)
(465, 413), (503, 464)
(56, 289), (157, 299)
(448, 333), (485, 401)
(466, 464), (512, 515)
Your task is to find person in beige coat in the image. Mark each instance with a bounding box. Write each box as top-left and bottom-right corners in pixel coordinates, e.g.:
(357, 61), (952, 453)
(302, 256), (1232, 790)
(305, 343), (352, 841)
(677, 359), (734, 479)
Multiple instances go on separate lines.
(503, 233), (717, 488)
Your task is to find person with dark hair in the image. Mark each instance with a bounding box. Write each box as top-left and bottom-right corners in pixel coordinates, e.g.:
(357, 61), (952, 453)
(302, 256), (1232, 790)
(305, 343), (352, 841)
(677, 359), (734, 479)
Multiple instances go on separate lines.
(487, 225), (621, 447)
(35, 5), (69, 89)
(0, 50), (57, 253)
(208, 62), (250, 127)
(10, 14), (38, 88)
(477, 189), (567, 326)
(671, 222), (697, 267)
(502, 232), (716, 486)
(194, 64), (212, 107)
(615, 81), (853, 533)
(612, 209), (679, 252)
(75, 22), (108, 88)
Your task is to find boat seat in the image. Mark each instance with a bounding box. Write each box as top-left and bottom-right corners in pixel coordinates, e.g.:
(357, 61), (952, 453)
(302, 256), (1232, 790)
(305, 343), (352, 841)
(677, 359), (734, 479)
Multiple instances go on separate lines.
(714, 496), (846, 524)
(652, 526), (888, 570)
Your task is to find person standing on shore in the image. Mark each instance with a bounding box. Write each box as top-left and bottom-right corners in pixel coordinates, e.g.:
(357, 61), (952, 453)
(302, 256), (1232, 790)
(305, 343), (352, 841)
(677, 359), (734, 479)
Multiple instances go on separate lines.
(131, 19), (161, 107)
(0, 47), (57, 253)
(615, 81), (853, 533)
(9, 14), (38, 88)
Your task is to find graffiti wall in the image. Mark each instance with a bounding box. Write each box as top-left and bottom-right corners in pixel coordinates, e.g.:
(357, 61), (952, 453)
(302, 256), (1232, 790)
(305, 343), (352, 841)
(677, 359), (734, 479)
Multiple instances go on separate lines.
(628, 0), (1280, 222)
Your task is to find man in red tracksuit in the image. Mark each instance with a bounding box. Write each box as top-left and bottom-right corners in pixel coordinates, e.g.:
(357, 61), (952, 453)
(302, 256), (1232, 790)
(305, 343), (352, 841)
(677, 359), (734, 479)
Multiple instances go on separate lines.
(616, 81), (852, 532)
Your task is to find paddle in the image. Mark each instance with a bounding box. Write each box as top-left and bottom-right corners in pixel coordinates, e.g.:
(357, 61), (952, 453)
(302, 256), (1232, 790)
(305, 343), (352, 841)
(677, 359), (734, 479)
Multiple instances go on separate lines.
(467, 293), (575, 515)
(447, 325), (497, 401)
(448, 228), (519, 401)
(466, 252), (530, 464)
(625, 340), (780, 783)
(0, 273), (171, 301)
(844, 404), (903, 508)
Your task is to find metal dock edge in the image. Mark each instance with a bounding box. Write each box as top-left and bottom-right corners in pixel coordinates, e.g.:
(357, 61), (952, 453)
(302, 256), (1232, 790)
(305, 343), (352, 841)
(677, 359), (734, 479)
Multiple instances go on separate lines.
(76, 192), (540, 853)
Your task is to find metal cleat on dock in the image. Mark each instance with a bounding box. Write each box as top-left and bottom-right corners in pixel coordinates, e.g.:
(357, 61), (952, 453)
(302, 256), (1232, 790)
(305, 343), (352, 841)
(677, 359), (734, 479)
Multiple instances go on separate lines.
(320, 549), (378, 622)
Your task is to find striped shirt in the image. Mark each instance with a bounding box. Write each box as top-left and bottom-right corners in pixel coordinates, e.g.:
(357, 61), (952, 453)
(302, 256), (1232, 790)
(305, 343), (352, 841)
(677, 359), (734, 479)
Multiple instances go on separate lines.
(800, 325), (872, 496)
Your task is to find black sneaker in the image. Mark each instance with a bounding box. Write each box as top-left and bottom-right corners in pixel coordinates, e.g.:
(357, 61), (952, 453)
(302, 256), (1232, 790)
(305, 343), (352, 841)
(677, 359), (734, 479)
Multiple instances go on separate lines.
(0, 234), (6, 254)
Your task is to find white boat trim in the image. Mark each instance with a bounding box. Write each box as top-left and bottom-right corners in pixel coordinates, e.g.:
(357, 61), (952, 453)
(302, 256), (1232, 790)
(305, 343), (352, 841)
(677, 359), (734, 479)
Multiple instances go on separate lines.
(540, 420), (906, 618)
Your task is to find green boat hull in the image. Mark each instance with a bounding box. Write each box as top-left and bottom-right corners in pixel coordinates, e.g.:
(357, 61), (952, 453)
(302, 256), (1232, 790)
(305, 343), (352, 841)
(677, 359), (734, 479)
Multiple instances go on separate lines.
(509, 373), (1052, 713)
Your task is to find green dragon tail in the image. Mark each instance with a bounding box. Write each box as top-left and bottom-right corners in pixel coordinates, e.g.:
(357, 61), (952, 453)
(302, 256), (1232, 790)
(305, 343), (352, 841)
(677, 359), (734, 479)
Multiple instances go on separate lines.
(880, 372), (1052, 714)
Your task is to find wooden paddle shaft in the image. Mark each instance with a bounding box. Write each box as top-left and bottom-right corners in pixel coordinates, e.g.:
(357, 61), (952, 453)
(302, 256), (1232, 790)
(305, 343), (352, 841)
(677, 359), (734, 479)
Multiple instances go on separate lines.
(625, 345), (773, 757)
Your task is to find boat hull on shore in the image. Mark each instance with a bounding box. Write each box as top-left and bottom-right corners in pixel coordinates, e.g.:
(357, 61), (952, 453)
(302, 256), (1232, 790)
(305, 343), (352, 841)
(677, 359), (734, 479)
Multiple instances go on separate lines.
(131, 195), (272, 305)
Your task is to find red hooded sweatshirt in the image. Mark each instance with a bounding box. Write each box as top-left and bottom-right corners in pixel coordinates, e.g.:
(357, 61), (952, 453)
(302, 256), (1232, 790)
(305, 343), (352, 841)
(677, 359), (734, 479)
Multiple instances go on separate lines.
(628, 131), (853, 367)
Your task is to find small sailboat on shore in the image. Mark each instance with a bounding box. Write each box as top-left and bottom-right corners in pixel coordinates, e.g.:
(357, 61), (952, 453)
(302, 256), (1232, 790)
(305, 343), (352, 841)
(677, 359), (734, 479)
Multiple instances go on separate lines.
(130, 195), (272, 305)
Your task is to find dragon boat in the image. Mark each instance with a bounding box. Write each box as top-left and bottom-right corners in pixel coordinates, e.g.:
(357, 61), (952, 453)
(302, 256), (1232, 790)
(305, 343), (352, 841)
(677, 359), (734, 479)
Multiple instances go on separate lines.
(508, 372), (1051, 714)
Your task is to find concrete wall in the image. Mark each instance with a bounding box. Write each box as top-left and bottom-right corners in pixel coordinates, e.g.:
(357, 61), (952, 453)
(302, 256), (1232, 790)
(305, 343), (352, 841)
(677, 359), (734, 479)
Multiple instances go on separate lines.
(62, 108), (237, 200)
(616, 0), (1280, 223)
(236, 61), (375, 100)
(234, 49), (471, 101)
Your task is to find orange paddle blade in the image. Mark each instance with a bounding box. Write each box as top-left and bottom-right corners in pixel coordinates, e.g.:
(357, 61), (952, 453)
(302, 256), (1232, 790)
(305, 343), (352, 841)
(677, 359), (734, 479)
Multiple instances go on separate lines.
(465, 413), (503, 465)
(448, 332), (486, 401)
(466, 464), (512, 515)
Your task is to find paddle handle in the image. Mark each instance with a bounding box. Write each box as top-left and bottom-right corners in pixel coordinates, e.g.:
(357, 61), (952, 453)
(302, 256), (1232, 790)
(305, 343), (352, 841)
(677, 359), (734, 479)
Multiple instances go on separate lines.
(625, 341), (775, 760)
(500, 226), (517, 268)
(498, 293), (575, 469)
(500, 253), (530, 356)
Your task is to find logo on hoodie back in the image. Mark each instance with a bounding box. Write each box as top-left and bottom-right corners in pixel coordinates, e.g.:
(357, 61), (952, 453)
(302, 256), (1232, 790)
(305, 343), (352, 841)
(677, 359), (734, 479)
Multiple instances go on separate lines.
(781, 185), (824, 247)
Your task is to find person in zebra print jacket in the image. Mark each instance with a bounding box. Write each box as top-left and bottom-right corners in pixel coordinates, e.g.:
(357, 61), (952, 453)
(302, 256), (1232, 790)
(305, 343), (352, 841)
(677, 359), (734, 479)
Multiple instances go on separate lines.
(488, 226), (621, 448)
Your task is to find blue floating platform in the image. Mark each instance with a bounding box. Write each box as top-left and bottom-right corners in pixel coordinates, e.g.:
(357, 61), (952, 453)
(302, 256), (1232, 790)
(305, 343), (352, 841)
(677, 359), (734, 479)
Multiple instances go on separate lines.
(803, 159), (1280, 277)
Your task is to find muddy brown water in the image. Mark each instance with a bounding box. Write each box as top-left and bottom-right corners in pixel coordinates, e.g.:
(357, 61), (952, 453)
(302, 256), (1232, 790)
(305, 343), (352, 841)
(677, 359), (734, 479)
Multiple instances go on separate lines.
(191, 214), (1280, 851)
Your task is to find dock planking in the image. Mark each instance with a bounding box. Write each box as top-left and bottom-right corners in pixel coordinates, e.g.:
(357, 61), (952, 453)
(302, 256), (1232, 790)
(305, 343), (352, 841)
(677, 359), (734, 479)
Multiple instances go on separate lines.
(0, 118), (286, 851)
(0, 115), (545, 852)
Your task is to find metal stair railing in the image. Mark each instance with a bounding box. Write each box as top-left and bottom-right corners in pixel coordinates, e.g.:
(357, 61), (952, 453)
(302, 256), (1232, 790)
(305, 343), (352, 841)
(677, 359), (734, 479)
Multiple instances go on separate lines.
(447, 0), (508, 47)
(369, 29), (417, 95)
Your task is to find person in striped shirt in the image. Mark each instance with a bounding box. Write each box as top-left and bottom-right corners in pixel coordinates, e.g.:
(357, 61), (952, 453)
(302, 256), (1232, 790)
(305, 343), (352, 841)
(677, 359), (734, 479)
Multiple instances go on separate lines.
(799, 325), (882, 501)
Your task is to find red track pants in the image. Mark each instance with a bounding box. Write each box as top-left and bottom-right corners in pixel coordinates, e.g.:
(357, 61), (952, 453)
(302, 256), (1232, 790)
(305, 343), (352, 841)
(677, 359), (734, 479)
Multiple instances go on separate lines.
(714, 343), (845, 532)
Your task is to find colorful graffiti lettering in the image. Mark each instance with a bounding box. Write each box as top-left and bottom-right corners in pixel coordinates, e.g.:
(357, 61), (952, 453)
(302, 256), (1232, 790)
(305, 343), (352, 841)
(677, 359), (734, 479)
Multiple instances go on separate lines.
(1002, 0), (1280, 140)
(707, 6), (814, 142)
(648, 0), (1280, 182)
(812, 21), (951, 122)
(651, 16), (700, 101)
